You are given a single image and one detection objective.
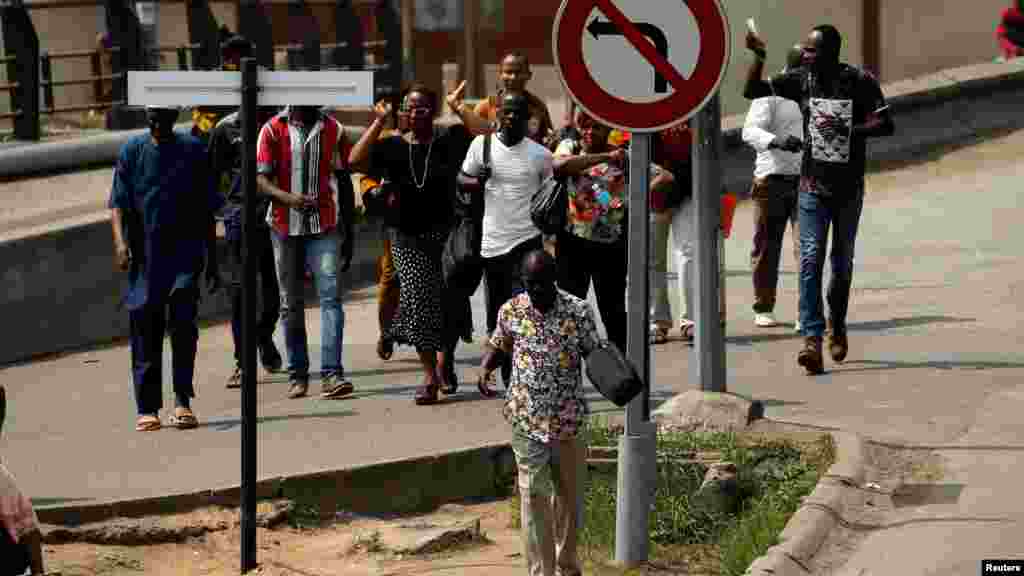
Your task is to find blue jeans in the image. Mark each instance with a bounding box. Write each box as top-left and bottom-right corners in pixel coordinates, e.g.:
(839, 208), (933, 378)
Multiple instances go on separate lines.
(798, 187), (865, 338)
(271, 231), (345, 379)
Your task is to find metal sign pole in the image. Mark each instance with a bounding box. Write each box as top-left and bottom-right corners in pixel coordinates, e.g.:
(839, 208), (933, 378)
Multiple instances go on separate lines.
(615, 132), (657, 567)
(239, 56), (259, 574)
(692, 93), (726, 392)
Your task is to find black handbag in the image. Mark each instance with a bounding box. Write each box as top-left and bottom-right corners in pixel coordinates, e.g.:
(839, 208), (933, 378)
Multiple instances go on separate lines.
(585, 342), (643, 407)
(530, 176), (568, 236)
(443, 134), (490, 289)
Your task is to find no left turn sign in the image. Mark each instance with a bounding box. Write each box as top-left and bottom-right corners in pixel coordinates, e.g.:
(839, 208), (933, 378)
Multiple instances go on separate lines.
(553, 0), (731, 132)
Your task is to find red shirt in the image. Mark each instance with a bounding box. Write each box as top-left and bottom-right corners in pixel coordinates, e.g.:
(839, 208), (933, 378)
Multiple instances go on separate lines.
(256, 109), (349, 237)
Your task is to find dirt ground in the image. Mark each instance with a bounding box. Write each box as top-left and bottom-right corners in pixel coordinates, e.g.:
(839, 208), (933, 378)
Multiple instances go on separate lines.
(45, 499), (528, 576)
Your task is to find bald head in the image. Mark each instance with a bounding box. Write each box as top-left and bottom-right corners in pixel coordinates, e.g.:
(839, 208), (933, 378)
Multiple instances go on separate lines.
(521, 250), (557, 312)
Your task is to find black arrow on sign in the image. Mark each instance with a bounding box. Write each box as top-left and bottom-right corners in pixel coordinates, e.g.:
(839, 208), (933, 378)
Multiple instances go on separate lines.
(587, 17), (670, 93)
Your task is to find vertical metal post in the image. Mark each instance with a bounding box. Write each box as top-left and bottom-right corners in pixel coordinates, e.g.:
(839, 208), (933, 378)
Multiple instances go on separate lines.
(615, 132), (657, 567)
(239, 57), (259, 574)
(692, 94), (726, 392)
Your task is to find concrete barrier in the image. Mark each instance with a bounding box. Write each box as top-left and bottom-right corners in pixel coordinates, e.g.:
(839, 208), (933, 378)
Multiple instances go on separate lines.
(1, 59), (1024, 366)
(0, 216), (385, 366)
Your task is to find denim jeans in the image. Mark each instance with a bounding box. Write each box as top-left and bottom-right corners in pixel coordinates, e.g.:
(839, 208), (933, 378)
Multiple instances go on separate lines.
(511, 431), (586, 576)
(271, 230), (345, 379)
(798, 187), (865, 337)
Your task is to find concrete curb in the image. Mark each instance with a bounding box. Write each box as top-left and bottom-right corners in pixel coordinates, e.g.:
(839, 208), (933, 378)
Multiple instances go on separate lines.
(745, 430), (867, 576)
(37, 441), (516, 527)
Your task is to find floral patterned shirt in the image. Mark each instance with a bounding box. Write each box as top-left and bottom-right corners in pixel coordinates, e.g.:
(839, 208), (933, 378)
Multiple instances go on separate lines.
(490, 290), (603, 443)
(555, 139), (665, 244)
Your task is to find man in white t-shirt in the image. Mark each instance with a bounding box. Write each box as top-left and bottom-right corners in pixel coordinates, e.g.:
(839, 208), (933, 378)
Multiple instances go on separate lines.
(742, 44), (805, 331)
(459, 92), (553, 388)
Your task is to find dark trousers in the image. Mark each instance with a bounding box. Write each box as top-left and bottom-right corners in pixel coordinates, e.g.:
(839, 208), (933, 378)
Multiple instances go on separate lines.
(129, 287), (199, 415)
(484, 235), (543, 382)
(798, 186), (865, 337)
(484, 235), (544, 334)
(229, 226), (280, 366)
(557, 233), (627, 352)
(750, 175), (800, 314)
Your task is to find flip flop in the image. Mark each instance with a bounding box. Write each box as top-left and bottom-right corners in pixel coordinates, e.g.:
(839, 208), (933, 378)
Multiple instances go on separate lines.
(135, 415), (161, 432)
(169, 408), (199, 430)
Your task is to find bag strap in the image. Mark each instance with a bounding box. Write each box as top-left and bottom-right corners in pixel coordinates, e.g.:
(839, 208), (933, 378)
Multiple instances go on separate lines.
(483, 133), (492, 169)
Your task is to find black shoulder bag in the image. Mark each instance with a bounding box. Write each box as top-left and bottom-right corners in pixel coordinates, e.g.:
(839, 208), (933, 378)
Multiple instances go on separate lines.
(443, 134), (490, 289)
(530, 141), (574, 235)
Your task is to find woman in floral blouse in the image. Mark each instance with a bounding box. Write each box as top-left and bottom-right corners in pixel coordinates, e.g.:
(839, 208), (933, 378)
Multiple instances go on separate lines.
(553, 110), (675, 351)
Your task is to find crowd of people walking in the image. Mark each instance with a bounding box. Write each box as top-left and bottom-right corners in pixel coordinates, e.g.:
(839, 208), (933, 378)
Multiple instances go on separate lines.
(94, 22), (895, 575)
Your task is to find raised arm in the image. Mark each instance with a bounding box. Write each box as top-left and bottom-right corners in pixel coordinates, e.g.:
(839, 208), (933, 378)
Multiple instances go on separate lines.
(445, 80), (494, 136)
(742, 31), (775, 100)
(348, 100), (392, 172)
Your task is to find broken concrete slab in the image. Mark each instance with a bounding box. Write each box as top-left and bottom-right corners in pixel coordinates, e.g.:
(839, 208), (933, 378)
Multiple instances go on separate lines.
(353, 517), (486, 556)
(652, 390), (764, 433)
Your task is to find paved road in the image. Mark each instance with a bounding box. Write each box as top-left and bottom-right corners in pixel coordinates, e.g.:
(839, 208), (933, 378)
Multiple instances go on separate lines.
(3, 128), (1024, 574)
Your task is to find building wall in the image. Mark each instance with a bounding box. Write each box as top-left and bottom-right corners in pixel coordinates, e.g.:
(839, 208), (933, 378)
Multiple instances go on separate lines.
(879, 0), (1005, 82)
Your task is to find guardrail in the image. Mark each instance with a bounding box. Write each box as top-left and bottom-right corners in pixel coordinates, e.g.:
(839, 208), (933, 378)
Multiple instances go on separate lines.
(0, 0), (401, 140)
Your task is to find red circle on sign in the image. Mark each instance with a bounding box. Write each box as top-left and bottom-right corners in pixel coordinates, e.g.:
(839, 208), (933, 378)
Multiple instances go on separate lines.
(553, 0), (730, 132)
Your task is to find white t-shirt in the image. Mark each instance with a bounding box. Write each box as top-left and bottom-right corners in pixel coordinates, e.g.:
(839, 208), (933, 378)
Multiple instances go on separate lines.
(461, 134), (553, 259)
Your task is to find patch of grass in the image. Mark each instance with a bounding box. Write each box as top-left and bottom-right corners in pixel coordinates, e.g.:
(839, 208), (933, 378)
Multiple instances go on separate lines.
(516, 423), (833, 574)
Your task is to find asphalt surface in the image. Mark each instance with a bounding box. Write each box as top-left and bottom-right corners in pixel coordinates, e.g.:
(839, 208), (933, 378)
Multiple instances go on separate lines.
(3, 128), (1024, 575)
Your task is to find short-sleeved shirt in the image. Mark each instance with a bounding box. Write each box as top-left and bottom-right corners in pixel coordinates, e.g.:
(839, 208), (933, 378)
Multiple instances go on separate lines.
(208, 110), (274, 233)
(368, 124), (472, 236)
(768, 64), (887, 194)
(1, 462), (39, 544)
(256, 108), (350, 238)
(461, 134), (553, 259)
(108, 133), (224, 310)
(554, 139), (665, 244)
(490, 290), (602, 443)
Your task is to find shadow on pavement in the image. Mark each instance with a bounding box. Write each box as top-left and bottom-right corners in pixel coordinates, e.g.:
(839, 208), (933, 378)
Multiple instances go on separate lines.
(727, 315), (974, 346)
(203, 409), (358, 432)
(31, 497), (93, 507)
(833, 359), (1024, 374)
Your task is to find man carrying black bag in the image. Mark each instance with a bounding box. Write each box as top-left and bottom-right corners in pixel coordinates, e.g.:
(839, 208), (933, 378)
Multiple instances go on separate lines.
(476, 249), (603, 573)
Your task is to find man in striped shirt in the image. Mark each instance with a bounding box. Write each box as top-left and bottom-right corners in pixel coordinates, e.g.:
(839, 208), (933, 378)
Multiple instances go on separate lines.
(257, 105), (355, 400)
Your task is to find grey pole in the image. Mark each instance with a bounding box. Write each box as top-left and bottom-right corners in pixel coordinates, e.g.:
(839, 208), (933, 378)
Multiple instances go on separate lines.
(240, 57), (259, 574)
(691, 93), (726, 392)
(615, 132), (658, 567)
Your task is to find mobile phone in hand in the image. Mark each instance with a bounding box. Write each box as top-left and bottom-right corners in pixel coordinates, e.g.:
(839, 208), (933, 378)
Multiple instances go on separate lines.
(746, 18), (759, 36)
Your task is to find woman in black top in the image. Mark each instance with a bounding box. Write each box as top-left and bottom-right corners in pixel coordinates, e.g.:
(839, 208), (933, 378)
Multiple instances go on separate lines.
(350, 83), (473, 405)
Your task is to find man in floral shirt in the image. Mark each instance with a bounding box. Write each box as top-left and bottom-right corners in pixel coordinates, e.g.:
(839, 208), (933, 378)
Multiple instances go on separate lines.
(477, 249), (602, 576)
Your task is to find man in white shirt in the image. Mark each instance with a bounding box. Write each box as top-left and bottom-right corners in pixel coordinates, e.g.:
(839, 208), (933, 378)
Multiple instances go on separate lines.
(742, 44), (806, 330)
(459, 92), (553, 389)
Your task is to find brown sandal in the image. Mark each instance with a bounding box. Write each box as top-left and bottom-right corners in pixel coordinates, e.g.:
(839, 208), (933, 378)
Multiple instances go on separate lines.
(135, 415), (161, 432)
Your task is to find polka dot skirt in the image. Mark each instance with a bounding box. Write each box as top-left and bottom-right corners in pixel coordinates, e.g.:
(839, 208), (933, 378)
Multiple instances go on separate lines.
(386, 230), (445, 353)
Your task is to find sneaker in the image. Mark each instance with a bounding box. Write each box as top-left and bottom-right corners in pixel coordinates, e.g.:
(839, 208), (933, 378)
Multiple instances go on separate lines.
(795, 320), (802, 333)
(321, 374), (355, 399)
(259, 340), (283, 373)
(754, 313), (778, 328)
(287, 376), (309, 399)
(226, 366), (242, 389)
(649, 323), (669, 344)
(797, 336), (825, 375)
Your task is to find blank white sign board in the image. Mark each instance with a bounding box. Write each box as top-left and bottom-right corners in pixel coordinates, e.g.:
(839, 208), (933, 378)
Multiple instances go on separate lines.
(127, 70), (375, 107)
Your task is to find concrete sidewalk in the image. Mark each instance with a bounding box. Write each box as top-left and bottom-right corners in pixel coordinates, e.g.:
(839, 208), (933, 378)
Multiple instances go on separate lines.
(3, 129), (1024, 574)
